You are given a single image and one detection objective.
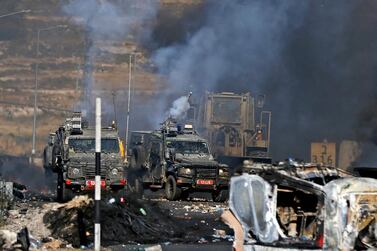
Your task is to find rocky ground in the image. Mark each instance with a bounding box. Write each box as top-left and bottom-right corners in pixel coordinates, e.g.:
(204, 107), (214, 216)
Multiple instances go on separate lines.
(0, 190), (233, 250)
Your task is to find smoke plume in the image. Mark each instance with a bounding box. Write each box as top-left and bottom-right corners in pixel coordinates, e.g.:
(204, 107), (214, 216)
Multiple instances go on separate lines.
(168, 96), (190, 120)
(62, 0), (158, 119)
(150, 0), (377, 161)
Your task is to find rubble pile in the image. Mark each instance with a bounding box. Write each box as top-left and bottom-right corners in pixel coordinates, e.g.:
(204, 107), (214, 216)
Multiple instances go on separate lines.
(44, 196), (185, 247)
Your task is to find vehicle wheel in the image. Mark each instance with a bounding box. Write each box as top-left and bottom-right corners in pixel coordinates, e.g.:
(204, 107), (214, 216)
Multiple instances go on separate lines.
(56, 173), (63, 202)
(180, 190), (190, 201)
(131, 146), (145, 169)
(127, 171), (144, 199)
(51, 145), (60, 168)
(130, 155), (137, 169)
(56, 173), (73, 203)
(62, 182), (74, 202)
(212, 189), (228, 203)
(134, 178), (144, 199)
(44, 168), (54, 189)
(150, 187), (159, 192)
(112, 189), (126, 201)
(165, 175), (181, 201)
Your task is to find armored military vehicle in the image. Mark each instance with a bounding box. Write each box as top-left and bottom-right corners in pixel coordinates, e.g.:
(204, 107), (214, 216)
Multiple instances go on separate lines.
(43, 112), (126, 202)
(189, 92), (272, 173)
(128, 119), (229, 201)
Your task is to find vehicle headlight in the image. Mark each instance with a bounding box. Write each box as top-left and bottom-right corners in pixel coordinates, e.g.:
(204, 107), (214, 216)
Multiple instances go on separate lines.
(179, 167), (193, 176)
(73, 168), (80, 175)
(111, 168), (119, 176)
(219, 168), (228, 176)
(68, 167), (80, 177)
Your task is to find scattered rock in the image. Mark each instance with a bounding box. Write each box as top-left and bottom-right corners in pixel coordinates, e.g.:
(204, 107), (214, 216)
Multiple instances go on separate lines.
(43, 239), (63, 249)
(0, 230), (17, 250)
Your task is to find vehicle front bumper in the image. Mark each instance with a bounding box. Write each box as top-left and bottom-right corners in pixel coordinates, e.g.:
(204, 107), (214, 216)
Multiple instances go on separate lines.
(63, 177), (126, 191)
(176, 176), (229, 191)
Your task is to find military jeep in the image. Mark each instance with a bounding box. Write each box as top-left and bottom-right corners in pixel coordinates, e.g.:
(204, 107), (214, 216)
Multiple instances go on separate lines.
(128, 119), (229, 202)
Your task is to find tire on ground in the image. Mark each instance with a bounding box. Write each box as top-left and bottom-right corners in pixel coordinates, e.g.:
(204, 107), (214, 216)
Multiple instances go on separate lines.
(165, 175), (182, 201)
(212, 189), (228, 203)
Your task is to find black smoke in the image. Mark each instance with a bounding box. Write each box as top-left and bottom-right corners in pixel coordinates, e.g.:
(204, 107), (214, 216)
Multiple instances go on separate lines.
(151, 0), (377, 161)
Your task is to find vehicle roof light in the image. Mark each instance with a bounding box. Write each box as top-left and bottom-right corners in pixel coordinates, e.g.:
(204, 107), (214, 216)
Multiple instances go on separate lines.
(184, 124), (193, 129)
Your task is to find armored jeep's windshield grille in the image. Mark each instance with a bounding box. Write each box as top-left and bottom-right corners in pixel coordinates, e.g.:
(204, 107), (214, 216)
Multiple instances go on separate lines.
(196, 168), (217, 179)
(83, 164), (107, 179)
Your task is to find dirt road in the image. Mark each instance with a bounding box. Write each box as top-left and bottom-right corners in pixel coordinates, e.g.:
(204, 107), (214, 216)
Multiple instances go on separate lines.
(1, 191), (233, 250)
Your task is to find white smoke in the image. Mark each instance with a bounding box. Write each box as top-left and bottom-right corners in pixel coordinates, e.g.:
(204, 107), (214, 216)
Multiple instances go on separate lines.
(168, 96), (190, 120)
(62, 0), (159, 120)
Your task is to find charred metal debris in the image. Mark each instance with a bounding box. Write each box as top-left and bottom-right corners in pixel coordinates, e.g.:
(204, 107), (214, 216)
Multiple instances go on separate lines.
(223, 159), (377, 250)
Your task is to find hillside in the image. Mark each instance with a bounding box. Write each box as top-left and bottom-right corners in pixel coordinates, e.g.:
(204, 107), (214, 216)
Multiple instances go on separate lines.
(0, 0), (204, 156)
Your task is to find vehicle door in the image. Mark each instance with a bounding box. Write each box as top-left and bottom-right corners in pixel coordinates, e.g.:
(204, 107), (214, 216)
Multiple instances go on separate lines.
(229, 174), (282, 243)
(150, 140), (163, 179)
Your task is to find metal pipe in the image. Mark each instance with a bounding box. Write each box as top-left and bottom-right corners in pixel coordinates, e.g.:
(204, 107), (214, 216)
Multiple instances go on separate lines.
(125, 54), (133, 154)
(31, 25), (67, 157)
(94, 98), (101, 251)
(260, 111), (272, 154)
(112, 91), (117, 126)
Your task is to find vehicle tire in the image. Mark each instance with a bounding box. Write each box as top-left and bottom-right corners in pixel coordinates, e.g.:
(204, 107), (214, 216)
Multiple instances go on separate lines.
(130, 154), (137, 169)
(212, 189), (228, 203)
(165, 175), (182, 201)
(112, 188), (126, 201)
(44, 168), (54, 189)
(150, 187), (159, 192)
(62, 182), (74, 202)
(56, 173), (63, 202)
(51, 145), (61, 171)
(180, 190), (190, 201)
(56, 173), (73, 203)
(127, 171), (144, 199)
(134, 178), (144, 199)
(131, 146), (145, 169)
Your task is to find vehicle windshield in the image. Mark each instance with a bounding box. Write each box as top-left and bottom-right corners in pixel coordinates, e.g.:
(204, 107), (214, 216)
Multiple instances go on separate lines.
(68, 138), (119, 153)
(167, 140), (209, 154)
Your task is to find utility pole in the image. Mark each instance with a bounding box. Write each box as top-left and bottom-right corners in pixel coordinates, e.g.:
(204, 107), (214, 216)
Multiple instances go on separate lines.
(112, 91), (117, 127)
(31, 25), (67, 158)
(94, 98), (101, 251)
(0, 9), (30, 19)
(125, 54), (133, 153)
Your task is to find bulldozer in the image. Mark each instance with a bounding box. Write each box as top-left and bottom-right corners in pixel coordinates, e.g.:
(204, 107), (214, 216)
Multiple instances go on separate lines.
(189, 92), (272, 173)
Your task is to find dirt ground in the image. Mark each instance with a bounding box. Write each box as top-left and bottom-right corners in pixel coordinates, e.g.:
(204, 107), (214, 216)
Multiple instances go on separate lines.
(1, 190), (233, 250)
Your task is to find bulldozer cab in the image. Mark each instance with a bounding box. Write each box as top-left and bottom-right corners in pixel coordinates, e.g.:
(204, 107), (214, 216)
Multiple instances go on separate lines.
(193, 92), (271, 170)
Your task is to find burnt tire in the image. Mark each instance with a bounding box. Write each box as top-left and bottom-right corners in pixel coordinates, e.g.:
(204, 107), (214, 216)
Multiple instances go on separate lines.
(165, 175), (181, 201)
(212, 189), (228, 203)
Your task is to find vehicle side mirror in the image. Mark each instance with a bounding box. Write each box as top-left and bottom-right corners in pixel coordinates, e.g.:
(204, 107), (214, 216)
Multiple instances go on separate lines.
(167, 148), (176, 160)
(135, 139), (143, 145)
(48, 137), (55, 146)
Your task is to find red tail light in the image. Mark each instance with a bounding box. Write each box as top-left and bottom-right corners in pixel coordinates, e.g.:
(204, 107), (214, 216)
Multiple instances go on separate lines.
(316, 234), (324, 248)
(65, 179), (72, 185)
(120, 179), (127, 185)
